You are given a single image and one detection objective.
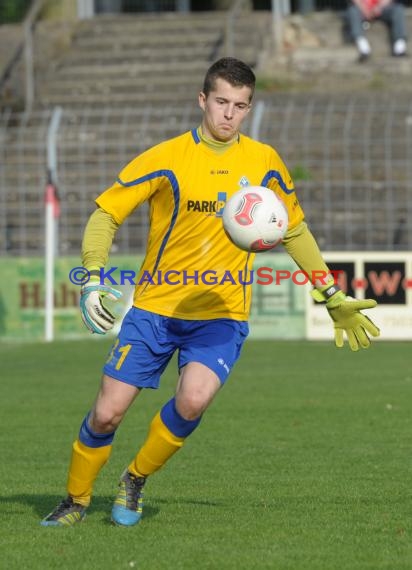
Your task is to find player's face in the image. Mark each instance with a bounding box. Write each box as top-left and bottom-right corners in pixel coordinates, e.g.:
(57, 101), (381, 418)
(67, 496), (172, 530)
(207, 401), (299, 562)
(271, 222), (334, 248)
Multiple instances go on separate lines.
(198, 78), (252, 142)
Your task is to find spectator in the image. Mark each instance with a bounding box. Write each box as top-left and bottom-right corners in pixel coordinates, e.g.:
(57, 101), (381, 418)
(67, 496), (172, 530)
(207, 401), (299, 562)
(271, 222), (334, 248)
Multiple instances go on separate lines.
(346, 0), (408, 61)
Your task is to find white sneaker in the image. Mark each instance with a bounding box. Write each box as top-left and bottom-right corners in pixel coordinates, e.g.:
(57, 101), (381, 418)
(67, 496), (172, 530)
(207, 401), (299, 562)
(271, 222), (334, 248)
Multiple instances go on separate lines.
(356, 37), (371, 61)
(356, 36), (371, 55)
(393, 39), (407, 56)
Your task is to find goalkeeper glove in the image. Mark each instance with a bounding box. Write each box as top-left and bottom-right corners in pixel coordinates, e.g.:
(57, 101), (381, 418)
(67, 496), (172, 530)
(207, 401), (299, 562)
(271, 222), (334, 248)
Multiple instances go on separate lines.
(312, 282), (380, 351)
(80, 272), (122, 335)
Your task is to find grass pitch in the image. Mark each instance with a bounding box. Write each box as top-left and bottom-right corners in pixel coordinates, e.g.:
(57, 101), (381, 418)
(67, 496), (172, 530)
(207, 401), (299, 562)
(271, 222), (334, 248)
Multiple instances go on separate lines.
(1, 339), (412, 570)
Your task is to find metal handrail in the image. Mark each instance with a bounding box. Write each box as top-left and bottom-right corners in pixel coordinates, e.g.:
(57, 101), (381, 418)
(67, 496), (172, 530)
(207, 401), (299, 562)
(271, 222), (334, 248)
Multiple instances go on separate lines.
(224, 0), (251, 57)
(24, 0), (48, 115)
(0, 37), (24, 105)
(0, 0), (47, 114)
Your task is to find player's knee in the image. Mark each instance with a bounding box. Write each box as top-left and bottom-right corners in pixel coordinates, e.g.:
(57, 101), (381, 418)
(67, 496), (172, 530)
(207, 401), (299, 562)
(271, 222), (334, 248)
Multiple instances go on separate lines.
(90, 409), (123, 433)
(176, 392), (207, 420)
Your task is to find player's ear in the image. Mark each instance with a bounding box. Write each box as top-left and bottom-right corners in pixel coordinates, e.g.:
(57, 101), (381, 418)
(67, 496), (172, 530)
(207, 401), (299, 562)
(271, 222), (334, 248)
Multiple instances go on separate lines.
(198, 91), (206, 111)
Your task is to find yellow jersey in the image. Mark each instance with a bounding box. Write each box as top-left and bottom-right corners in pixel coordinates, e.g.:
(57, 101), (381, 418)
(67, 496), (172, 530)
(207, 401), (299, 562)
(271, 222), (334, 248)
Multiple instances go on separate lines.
(96, 129), (305, 320)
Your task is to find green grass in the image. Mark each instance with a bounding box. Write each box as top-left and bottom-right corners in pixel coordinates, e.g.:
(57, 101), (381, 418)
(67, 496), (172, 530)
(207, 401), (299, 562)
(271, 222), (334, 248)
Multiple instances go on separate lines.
(1, 340), (412, 569)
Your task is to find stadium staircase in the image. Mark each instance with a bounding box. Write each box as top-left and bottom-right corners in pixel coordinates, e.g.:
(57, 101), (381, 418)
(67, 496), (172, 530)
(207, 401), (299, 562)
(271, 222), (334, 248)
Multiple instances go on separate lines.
(0, 9), (270, 255)
(1, 9), (412, 255)
(35, 11), (269, 108)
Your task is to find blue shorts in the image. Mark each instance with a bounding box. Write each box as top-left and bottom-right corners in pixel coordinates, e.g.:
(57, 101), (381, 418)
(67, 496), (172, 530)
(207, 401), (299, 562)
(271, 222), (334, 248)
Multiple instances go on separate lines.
(103, 307), (249, 389)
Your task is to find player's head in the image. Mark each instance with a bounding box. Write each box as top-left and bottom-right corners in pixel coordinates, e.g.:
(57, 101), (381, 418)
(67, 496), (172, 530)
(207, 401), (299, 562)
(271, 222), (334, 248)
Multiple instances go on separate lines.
(199, 58), (255, 143)
(202, 58), (256, 102)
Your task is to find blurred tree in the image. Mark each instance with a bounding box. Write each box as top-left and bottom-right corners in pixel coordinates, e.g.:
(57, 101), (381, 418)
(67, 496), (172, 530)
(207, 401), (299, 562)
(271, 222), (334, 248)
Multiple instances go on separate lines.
(0, 0), (32, 24)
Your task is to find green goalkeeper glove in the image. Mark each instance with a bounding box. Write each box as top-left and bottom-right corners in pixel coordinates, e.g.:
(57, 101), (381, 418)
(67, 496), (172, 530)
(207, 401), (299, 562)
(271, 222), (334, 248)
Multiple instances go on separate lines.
(312, 283), (380, 351)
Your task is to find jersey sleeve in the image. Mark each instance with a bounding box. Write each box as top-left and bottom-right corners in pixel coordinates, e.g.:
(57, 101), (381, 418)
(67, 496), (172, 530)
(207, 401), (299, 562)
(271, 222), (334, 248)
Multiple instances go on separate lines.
(262, 146), (305, 230)
(282, 220), (330, 282)
(96, 143), (173, 225)
(81, 207), (119, 270)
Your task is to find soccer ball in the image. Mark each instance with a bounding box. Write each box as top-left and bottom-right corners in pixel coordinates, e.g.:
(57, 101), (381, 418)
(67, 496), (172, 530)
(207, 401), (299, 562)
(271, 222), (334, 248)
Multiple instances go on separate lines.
(222, 186), (288, 252)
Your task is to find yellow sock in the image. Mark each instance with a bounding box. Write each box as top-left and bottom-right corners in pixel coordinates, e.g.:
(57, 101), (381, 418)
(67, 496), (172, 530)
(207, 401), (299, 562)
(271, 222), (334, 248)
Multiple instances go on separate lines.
(128, 412), (185, 478)
(67, 439), (112, 506)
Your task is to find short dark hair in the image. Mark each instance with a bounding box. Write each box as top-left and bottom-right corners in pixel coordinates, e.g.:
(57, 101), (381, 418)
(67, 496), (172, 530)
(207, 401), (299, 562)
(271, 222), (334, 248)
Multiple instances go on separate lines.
(202, 57), (256, 101)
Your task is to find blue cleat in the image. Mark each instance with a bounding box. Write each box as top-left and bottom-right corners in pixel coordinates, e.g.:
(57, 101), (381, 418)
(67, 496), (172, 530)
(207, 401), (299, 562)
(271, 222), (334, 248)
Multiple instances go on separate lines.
(111, 470), (146, 526)
(41, 496), (87, 527)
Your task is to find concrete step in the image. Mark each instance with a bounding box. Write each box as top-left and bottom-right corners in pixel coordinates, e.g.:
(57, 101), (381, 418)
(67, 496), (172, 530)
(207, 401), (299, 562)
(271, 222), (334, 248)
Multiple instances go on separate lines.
(75, 12), (229, 32)
(73, 30), (221, 51)
(53, 60), (209, 78)
(37, 90), (199, 107)
(1, 106), (200, 129)
(58, 45), (217, 66)
(73, 11), (266, 35)
(39, 72), (204, 93)
(291, 46), (412, 74)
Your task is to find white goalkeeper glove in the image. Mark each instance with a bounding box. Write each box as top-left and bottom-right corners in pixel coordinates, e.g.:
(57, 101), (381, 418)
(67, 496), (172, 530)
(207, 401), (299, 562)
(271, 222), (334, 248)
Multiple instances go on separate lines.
(80, 274), (122, 335)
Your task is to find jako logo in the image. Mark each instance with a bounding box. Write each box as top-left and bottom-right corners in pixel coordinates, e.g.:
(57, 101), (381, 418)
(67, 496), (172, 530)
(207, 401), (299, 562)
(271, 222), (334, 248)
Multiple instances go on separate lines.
(187, 192), (227, 217)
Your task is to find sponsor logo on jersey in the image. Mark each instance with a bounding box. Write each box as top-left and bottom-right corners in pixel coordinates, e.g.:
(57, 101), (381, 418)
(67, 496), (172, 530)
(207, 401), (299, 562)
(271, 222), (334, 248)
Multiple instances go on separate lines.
(186, 191), (227, 217)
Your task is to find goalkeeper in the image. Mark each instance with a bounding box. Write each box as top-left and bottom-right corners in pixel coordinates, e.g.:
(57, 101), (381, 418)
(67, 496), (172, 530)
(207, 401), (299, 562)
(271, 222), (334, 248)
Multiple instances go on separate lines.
(41, 57), (379, 528)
